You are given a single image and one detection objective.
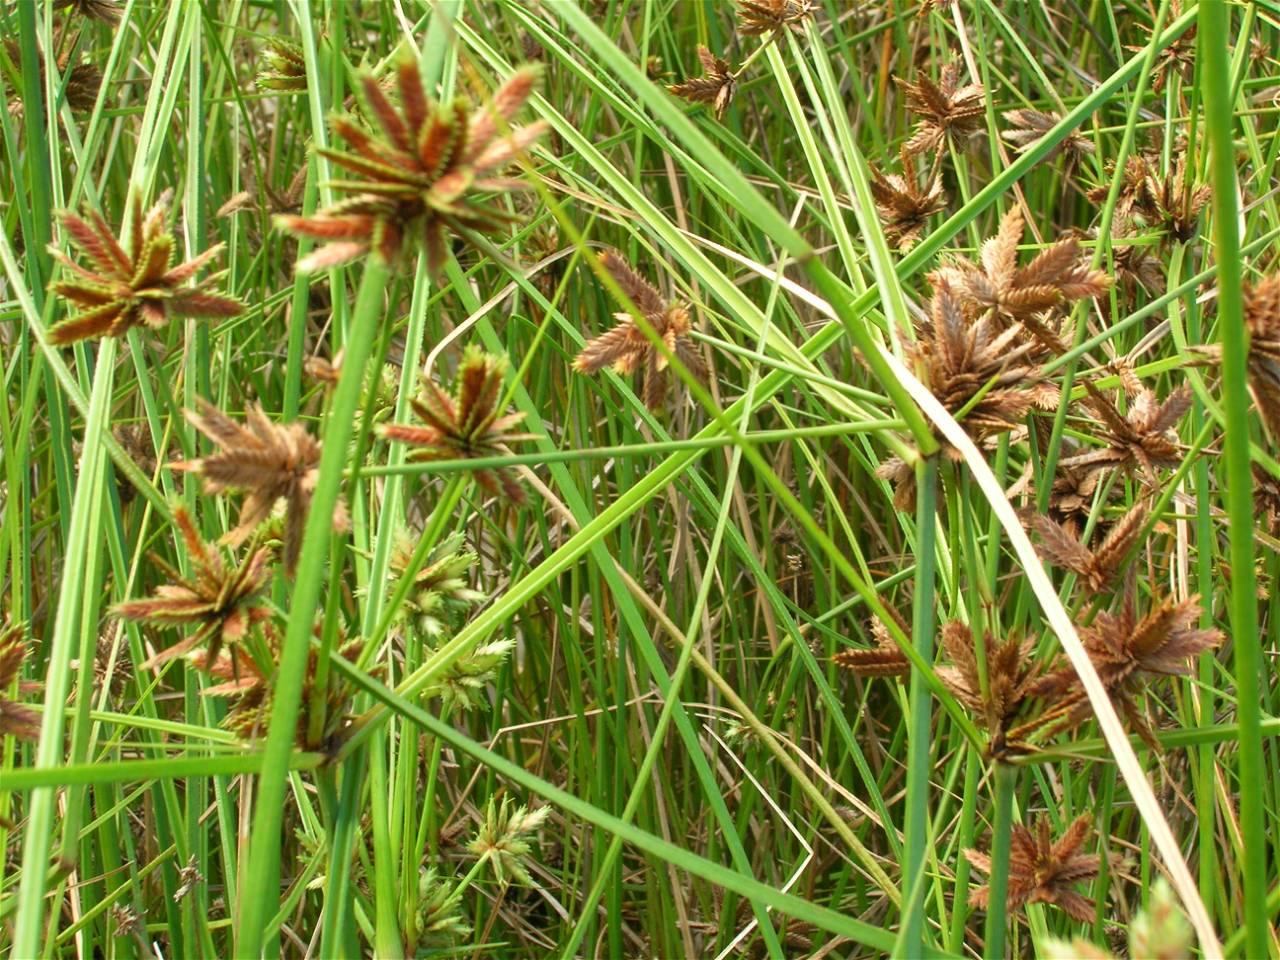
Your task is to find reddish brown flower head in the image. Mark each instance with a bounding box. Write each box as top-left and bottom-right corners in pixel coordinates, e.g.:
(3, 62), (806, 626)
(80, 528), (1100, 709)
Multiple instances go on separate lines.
(114, 508), (275, 671)
(896, 62), (986, 157)
(935, 620), (1041, 757)
(1243, 273), (1280, 439)
(46, 191), (243, 344)
(62, 0), (121, 21)
(1027, 501), (1147, 595)
(1002, 108), (1095, 166)
(834, 607), (911, 678)
(966, 814), (1120, 922)
(911, 279), (1061, 432)
(0, 622), (42, 742)
(171, 398), (343, 576)
(574, 251), (708, 411)
(869, 150), (947, 251)
(1046, 459), (1106, 538)
(668, 46), (735, 121)
(1061, 385), (1192, 485)
(204, 640), (364, 751)
(1086, 154), (1154, 221)
(381, 346), (533, 504)
(1144, 156), (1211, 243)
(1124, 0), (1195, 95)
(1032, 577), (1222, 748)
(276, 58), (547, 275)
(5, 40), (102, 116)
(933, 208), (1112, 330)
(735, 0), (814, 36)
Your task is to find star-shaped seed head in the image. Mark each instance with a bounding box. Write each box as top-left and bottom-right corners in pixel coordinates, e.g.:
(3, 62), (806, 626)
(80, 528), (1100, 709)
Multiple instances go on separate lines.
(171, 398), (345, 576)
(276, 57), (547, 275)
(46, 190), (243, 344)
(668, 46), (736, 120)
(966, 814), (1121, 922)
(380, 346), (533, 504)
(896, 61), (986, 157)
(574, 251), (707, 411)
(114, 507), (275, 671)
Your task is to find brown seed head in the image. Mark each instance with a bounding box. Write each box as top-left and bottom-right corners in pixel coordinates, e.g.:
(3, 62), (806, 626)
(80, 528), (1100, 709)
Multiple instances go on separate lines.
(735, 0), (814, 36)
(380, 346), (533, 504)
(114, 508), (275, 671)
(896, 61), (986, 157)
(276, 58), (547, 275)
(46, 191), (243, 344)
(171, 398), (343, 576)
(574, 251), (708, 411)
(0, 622), (42, 741)
(966, 814), (1121, 921)
(668, 46), (736, 121)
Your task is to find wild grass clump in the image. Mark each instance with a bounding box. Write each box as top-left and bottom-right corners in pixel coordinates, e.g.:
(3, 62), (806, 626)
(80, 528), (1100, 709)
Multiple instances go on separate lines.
(1, 1), (1277, 957)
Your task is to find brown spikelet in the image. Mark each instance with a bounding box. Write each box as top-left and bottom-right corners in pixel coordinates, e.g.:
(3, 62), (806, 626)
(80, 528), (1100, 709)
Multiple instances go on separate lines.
(869, 150), (947, 251)
(1002, 108), (1094, 168)
(1027, 502), (1147, 594)
(0, 622), (42, 741)
(207, 637), (366, 752)
(896, 61), (986, 157)
(834, 608), (911, 678)
(171, 399), (344, 576)
(46, 192), (243, 345)
(966, 814), (1121, 922)
(574, 251), (707, 412)
(1062, 385), (1191, 486)
(380, 346), (533, 504)
(114, 508), (275, 671)
(1242, 273), (1280, 439)
(735, 0), (814, 36)
(1124, 0), (1195, 95)
(932, 208), (1112, 329)
(903, 279), (1058, 447)
(1086, 154), (1155, 221)
(1032, 575), (1222, 749)
(277, 58), (547, 275)
(1144, 155), (1211, 243)
(668, 46), (736, 120)
(62, 0), (121, 21)
(935, 621), (1041, 758)
(4, 40), (103, 117)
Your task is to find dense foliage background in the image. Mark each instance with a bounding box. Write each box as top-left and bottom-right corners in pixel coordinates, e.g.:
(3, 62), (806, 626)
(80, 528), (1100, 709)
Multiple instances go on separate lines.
(1, 0), (1278, 957)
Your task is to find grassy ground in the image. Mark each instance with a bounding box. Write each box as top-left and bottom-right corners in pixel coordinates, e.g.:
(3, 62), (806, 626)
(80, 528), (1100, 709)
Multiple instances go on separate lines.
(1, 0), (1278, 956)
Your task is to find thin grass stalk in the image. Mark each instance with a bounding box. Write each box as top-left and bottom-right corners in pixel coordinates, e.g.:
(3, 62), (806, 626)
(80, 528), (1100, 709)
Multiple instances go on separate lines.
(10, 0), (192, 943)
(236, 257), (391, 957)
(325, 652), (918, 955)
(896, 455), (940, 956)
(1198, 4), (1268, 955)
(1038, 0), (1172, 512)
(558, 332), (786, 960)
(983, 763), (1017, 959)
(10, 339), (115, 958)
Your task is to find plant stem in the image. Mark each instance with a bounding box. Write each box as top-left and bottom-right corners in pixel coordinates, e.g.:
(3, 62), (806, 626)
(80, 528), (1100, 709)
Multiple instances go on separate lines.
(236, 257), (390, 958)
(896, 454), (940, 956)
(984, 763), (1017, 960)
(1198, 4), (1267, 957)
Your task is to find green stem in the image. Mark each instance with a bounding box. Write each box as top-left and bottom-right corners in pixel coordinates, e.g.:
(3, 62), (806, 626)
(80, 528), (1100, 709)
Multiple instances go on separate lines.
(10, 342), (115, 958)
(236, 257), (390, 958)
(1199, 3), (1266, 956)
(896, 455), (940, 956)
(984, 763), (1017, 960)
